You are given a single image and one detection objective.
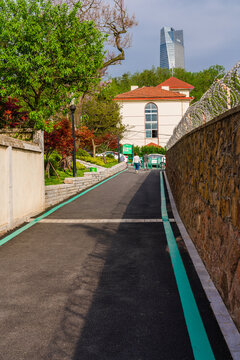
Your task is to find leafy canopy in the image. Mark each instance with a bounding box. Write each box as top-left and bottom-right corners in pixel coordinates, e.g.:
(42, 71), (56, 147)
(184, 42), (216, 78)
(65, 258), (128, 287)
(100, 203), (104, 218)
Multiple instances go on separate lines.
(0, 0), (106, 129)
(109, 65), (226, 102)
(82, 94), (124, 137)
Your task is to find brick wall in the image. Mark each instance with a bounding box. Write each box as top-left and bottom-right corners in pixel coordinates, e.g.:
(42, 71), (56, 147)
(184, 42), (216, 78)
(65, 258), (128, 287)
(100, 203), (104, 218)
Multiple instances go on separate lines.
(166, 106), (240, 329)
(45, 162), (127, 209)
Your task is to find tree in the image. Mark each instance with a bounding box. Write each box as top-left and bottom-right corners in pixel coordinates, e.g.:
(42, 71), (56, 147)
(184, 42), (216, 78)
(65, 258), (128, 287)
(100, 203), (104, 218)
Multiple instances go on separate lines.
(59, 0), (137, 72)
(81, 93), (124, 156)
(55, 0), (137, 126)
(44, 118), (75, 175)
(0, 97), (29, 128)
(44, 119), (96, 175)
(94, 133), (118, 160)
(76, 125), (94, 149)
(109, 65), (226, 102)
(0, 0), (106, 129)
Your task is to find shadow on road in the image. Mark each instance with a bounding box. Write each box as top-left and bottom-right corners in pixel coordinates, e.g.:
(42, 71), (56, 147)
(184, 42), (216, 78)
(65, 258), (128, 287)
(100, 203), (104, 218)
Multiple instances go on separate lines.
(44, 171), (192, 360)
(44, 171), (231, 360)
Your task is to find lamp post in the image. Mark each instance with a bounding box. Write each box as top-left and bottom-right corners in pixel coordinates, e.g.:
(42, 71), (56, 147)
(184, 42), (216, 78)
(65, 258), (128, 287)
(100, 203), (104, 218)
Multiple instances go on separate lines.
(116, 123), (121, 163)
(70, 100), (77, 177)
(118, 134), (120, 163)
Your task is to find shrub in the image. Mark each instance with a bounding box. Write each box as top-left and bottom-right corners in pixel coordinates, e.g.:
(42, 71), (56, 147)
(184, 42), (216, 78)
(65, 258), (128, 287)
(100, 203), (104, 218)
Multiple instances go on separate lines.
(105, 157), (117, 164)
(71, 162), (86, 170)
(76, 155), (92, 162)
(76, 148), (91, 157)
(50, 152), (61, 162)
(90, 157), (105, 166)
(106, 154), (114, 159)
(76, 154), (118, 167)
(134, 145), (166, 156)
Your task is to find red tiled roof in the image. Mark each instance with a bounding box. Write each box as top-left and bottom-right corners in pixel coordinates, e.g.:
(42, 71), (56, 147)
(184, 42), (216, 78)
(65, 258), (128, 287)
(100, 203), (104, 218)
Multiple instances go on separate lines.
(114, 86), (191, 100)
(157, 77), (194, 90)
(146, 142), (163, 148)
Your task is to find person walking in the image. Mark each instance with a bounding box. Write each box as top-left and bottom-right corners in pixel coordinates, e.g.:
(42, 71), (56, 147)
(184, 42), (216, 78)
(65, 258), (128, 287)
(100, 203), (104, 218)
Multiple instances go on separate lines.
(132, 153), (140, 173)
(143, 153), (149, 170)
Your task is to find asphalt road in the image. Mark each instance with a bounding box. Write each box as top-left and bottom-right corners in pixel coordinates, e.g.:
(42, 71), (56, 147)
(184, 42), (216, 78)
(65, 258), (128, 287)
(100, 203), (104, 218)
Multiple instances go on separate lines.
(0, 169), (232, 359)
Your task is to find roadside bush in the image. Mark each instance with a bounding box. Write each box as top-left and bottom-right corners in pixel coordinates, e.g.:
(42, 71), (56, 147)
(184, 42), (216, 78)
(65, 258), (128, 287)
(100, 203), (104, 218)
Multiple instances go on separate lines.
(50, 152), (61, 162)
(134, 145), (166, 156)
(106, 154), (114, 159)
(76, 154), (118, 167)
(76, 148), (91, 157)
(71, 162), (86, 170)
(105, 157), (117, 164)
(89, 157), (105, 166)
(44, 152), (62, 175)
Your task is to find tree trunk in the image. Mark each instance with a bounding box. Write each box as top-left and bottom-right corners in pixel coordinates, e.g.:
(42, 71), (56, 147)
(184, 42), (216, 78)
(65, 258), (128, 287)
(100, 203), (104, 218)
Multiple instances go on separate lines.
(45, 153), (50, 178)
(92, 138), (97, 157)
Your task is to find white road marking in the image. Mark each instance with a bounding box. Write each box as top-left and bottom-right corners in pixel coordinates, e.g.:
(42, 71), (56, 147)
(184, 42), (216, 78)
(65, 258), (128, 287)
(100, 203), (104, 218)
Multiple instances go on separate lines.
(28, 218), (175, 224)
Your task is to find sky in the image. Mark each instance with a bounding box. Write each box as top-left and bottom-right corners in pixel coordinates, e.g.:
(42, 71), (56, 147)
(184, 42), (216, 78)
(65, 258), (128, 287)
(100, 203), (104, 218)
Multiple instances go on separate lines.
(107, 0), (240, 78)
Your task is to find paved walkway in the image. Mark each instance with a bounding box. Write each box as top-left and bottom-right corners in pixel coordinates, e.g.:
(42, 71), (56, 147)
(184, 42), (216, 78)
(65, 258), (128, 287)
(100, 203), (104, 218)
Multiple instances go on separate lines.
(0, 170), (234, 359)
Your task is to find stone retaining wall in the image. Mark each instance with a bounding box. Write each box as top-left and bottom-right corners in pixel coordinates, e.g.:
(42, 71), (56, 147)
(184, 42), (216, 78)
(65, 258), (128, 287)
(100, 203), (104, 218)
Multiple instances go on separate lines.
(166, 106), (240, 329)
(45, 162), (127, 209)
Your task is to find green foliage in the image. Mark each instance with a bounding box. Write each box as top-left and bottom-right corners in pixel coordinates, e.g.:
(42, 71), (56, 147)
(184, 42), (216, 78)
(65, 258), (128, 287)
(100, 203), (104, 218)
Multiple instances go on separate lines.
(44, 151), (62, 175)
(76, 148), (91, 157)
(71, 162), (86, 171)
(50, 152), (61, 163)
(0, 0), (106, 129)
(108, 65), (225, 102)
(82, 94), (123, 136)
(45, 168), (88, 185)
(134, 145), (166, 156)
(103, 159), (118, 168)
(106, 154), (114, 159)
(78, 155), (105, 166)
(76, 154), (118, 167)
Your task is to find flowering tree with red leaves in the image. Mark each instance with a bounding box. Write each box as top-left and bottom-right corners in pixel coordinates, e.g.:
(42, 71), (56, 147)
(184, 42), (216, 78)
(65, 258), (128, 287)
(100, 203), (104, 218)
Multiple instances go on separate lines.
(44, 117), (119, 177)
(44, 118), (74, 176)
(44, 119), (96, 176)
(0, 97), (29, 128)
(76, 126), (94, 150)
(94, 133), (118, 157)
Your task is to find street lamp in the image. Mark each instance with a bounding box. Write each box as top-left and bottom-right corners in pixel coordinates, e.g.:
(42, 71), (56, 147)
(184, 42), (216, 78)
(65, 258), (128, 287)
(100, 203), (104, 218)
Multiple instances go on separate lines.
(116, 123), (121, 163)
(118, 134), (120, 163)
(70, 99), (77, 177)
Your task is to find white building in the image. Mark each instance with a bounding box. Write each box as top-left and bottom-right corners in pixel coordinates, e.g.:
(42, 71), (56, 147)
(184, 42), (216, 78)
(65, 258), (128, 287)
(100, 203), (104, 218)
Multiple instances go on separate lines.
(114, 77), (194, 147)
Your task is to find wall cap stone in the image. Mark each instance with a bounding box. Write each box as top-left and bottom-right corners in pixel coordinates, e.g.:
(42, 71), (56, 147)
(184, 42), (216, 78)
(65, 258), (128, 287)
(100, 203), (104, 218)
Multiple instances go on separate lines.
(0, 134), (42, 153)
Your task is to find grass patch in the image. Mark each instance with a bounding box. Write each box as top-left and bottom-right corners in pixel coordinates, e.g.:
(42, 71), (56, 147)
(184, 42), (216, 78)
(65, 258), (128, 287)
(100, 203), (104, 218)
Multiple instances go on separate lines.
(76, 155), (118, 168)
(103, 161), (118, 168)
(45, 168), (90, 186)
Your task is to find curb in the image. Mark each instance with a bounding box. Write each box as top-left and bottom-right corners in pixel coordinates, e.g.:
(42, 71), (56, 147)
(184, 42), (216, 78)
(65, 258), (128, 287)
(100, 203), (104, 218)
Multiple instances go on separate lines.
(164, 171), (240, 360)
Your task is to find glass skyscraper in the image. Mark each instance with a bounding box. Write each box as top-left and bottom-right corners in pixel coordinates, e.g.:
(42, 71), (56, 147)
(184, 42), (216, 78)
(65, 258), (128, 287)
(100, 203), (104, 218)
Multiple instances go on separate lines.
(160, 27), (185, 69)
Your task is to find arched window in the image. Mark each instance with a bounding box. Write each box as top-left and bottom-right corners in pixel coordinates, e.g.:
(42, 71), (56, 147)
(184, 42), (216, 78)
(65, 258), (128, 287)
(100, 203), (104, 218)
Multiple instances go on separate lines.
(145, 103), (158, 138)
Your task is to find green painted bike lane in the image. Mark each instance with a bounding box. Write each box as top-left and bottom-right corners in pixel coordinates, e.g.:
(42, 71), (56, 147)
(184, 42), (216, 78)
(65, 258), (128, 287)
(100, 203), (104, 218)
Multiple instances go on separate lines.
(160, 171), (215, 359)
